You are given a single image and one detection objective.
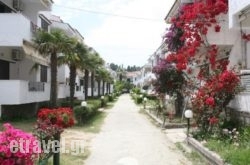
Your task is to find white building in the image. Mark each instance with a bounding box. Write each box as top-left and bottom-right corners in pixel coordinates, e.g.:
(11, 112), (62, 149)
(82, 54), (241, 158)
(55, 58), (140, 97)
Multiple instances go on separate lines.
(0, 0), (53, 110)
(133, 41), (167, 94)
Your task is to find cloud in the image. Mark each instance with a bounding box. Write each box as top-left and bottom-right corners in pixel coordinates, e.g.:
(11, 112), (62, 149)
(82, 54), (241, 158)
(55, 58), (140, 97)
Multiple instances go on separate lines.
(52, 0), (175, 66)
(85, 0), (175, 66)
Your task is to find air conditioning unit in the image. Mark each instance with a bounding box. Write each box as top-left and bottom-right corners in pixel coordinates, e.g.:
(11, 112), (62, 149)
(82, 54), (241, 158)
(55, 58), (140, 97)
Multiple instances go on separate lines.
(13, 0), (23, 11)
(12, 49), (22, 61)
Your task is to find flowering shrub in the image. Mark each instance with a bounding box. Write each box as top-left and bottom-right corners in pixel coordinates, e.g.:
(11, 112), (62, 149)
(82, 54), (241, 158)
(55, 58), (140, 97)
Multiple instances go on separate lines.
(162, 0), (242, 137)
(37, 107), (75, 128)
(165, 0), (228, 71)
(34, 107), (74, 163)
(152, 60), (186, 116)
(152, 60), (185, 95)
(0, 123), (40, 165)
(164, 24), (184, 52)
(192, 70), (240, 134)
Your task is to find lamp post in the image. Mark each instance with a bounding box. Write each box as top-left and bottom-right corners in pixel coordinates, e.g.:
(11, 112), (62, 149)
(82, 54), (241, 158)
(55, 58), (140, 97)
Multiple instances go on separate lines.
(81, 101), (87, 108)
(143, 97), (147, 109)
(79, 101), (87, 124)
(184, 109), (193, 137)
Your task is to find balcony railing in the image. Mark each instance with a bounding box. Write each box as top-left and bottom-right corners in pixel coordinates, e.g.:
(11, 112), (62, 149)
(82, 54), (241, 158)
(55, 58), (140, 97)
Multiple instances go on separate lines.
(28, 82), (45, 92)
(0, 80), (50, 104)
(240, 70), (250, 93)
(0, 13), (32, 46)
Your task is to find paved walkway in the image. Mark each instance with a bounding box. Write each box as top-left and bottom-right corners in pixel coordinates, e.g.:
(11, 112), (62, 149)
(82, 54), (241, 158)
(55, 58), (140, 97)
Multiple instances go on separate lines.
(85, 94), (191, 165)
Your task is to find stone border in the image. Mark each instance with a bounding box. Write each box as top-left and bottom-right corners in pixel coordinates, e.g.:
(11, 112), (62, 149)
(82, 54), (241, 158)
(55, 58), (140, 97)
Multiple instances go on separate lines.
(187, 137), (224, 165)
(144, 109), (187, 128)
(143, 108), (225, 165)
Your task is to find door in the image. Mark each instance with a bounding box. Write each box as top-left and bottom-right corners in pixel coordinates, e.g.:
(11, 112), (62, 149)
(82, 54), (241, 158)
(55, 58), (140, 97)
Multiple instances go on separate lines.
(0, 60), (9, 80)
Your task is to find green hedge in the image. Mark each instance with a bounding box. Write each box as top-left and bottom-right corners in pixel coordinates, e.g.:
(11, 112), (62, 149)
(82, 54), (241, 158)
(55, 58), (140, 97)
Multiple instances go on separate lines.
(59, 99), (82, 107)
(74, 100), (101, 124)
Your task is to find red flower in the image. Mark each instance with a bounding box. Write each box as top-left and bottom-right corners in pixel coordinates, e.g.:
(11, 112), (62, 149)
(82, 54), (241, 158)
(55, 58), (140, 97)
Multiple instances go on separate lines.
(37, 107), (75, 128)
(205, 97), (215, 106)
(214, 25), (221, 32)
(242, 33), (250, 41)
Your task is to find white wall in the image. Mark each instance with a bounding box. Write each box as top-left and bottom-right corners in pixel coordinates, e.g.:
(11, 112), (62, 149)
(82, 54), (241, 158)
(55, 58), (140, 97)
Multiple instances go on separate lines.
(58, 84), (69, 98)
(58, 65), (67, 83)
(0, 14), (32, 47)
(10, 58), (37, 81)
(229, 32), (250, 69)
(229, 93), (250, 113)
(206, 14), (238, 46)
(21, 0), (51, 25)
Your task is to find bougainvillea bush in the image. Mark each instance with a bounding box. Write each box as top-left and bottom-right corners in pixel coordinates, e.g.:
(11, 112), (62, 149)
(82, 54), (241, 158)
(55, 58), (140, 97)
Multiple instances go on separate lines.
(37, 107), (75, 129)
(152, 60), (185, 95)
(161, 0), (241, 136)
(165, 0), (228, 71)
(152, 59), (186, 115)
(0, 123), (40, 165)
(191, 69), (240, 135)
(34, 107), (75, 163)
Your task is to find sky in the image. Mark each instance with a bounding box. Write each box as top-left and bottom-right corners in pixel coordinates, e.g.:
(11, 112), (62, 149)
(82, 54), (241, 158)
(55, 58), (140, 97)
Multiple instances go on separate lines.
(52, 0), (175, 67)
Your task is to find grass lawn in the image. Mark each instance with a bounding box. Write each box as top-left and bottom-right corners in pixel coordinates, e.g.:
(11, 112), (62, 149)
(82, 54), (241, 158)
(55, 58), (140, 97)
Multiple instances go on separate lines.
(0, 102), (112, 165)
(0, 118), (36, 132)
(205, 139), (250, 165)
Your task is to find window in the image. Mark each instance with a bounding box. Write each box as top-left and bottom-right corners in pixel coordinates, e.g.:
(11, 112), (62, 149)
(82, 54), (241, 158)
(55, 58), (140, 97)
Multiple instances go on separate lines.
(41, 18), (49, 32)
(40, 65), (47, 82)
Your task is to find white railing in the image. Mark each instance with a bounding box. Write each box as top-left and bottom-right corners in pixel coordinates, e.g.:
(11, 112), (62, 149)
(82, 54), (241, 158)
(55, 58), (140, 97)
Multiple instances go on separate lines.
(28, 81), (45, 92)
(0, 80), (50, 105)
(0, 13), (32, 46)
(229, 93), (250, 113)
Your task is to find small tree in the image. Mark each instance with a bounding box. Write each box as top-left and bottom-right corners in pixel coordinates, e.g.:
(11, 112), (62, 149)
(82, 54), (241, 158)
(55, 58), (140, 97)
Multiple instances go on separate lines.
(152, 60), (186, 116)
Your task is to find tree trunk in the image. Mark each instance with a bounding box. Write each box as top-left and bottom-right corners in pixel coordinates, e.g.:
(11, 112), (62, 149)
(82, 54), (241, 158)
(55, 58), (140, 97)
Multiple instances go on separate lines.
(91, 72), (95, 97)
(84, 69), (89, 100)
(97, 80), (101, 96)
(175, 92), (183, 117)
(50, 52), (58, 108)
(102, 81), (105, 96)
(106, 82), (108, 95)
(69, 64), (76, 107)
(108, 83), (110, 94)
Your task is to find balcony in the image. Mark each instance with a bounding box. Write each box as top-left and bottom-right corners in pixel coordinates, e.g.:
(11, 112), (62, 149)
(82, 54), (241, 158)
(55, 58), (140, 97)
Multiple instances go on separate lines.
(0, 13), (33, 47)
(0, 80), (50, 105)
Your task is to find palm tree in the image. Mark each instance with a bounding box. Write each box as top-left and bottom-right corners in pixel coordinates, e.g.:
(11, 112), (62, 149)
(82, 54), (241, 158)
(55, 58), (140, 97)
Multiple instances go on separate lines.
(83, 48), (104, 98)
(100, 70), (112, 95)
(34, 28), (73, 108)
(106, 75), (114, 94)
(90, 54), (104, 97)
(95, 67), (109, 96)
(58, 41), (88, 107)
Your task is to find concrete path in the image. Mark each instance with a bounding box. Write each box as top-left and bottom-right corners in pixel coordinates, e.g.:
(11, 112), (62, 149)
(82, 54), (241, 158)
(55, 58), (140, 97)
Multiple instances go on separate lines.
(85, 94), (191, 165)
